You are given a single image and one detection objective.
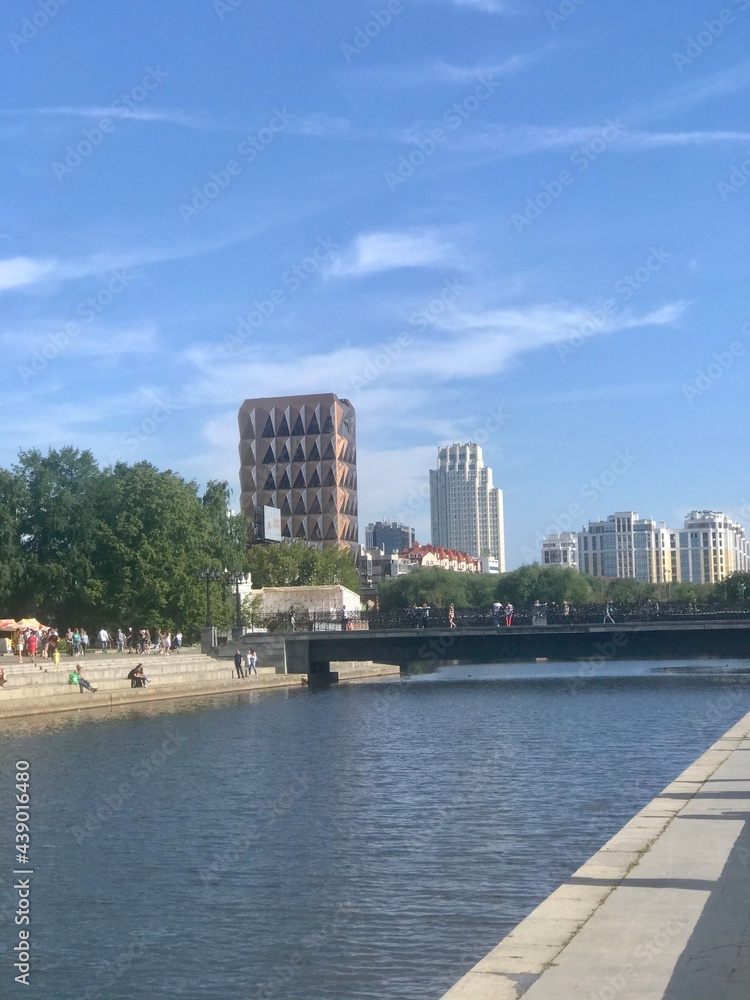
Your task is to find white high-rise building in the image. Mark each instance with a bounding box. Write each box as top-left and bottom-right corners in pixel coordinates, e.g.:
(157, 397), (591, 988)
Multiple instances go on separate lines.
(429, 442), (505, 570)
(677, 510), (750, 583)
(576, 512), (673, 583)
(562, 508), (748, 584)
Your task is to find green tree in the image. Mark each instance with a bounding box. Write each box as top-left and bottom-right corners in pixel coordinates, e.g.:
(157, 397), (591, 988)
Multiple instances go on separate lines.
(246, 540), (359, 591)
(13, 447), (105, 623)
(0, 468), (24, 612)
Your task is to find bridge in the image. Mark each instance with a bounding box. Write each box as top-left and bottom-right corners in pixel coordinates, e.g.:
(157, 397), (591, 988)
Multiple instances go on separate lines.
(225, 616), (750, 678)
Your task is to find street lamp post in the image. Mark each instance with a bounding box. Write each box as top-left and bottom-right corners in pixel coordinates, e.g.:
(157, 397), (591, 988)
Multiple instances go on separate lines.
(224, 570), (251, 634)
(195, 568), (220, 626)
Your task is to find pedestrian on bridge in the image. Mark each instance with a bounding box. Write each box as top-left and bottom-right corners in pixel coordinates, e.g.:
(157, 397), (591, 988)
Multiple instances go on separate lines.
(504, 602), (514, 627)
(492, 601), (502, 627)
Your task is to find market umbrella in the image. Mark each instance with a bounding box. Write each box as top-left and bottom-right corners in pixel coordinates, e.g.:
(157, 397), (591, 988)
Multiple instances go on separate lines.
(0, 618), (19, 630)
(16, 618), (47, 630)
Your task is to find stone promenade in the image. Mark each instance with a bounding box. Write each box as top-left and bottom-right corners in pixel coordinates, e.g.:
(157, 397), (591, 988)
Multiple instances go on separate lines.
(441, 711), (750, 1000)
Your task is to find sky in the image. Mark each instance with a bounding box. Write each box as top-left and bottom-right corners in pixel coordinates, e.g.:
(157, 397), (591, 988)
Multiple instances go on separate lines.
(2, 0), (749, 568)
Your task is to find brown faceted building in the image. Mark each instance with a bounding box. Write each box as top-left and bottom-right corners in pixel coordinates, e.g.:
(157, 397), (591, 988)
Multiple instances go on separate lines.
(238, 393), (358, 549)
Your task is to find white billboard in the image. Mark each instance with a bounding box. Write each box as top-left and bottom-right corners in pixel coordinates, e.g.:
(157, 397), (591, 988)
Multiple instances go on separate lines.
(262, 505), (282, 543)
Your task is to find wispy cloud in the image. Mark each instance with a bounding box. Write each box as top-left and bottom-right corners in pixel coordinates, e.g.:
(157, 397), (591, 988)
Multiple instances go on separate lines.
(634, 61), (750, 122)
(443, 122), (750, 155)
(325, 230), (457, 278)
(0, 257), (57, 292)
(181, 297), (688, 404)
(289, 113), (351, 137)
(0, 105), (217, 128)
(0, 230), (275, 295)
(356, 54), (529, 87)
(448, 0), (509, 12)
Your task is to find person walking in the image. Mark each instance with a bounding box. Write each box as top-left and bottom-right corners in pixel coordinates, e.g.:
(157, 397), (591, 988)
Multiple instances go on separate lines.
(492, 601), (503, 627)
(245, 648), (258, 676)
(174, 631), (183, 653)
(288, 610), (296, 633)
(504, 602), (514, 627)
(27, 630), (37, 661)
(234, 649), (245, 678)
(48, 630), (60, 671)
(99, 627), (109, 653)
(448, 603), (457, 628)
(72, 629), (82, 658)
(117, 629), (125, 653)
(80, 629), (89, 655)
(603, 602), (615, 625)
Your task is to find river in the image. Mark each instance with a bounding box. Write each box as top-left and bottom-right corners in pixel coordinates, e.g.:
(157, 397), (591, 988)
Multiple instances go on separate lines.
(1, 658), (749, 999)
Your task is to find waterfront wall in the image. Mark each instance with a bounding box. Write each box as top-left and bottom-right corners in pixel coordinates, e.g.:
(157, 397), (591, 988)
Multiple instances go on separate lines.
(439, 708), (750, 999)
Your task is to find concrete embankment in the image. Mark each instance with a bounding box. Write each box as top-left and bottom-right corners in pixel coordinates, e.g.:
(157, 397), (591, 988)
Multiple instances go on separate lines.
(0, 651), (399, 719)
(440, 710), (750, 1000)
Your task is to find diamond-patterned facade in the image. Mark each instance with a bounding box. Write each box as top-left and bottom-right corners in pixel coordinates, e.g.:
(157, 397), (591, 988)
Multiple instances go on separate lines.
(238, 392), (358, 551)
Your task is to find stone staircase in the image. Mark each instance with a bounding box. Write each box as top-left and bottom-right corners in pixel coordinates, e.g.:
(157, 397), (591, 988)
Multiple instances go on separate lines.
(0, 648), (289, 718)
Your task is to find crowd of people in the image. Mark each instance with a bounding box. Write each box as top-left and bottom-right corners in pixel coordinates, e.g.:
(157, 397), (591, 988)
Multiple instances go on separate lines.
(8, 625), (184, 666)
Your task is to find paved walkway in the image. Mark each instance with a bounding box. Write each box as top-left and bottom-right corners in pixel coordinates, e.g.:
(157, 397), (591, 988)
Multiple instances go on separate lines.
(441, 711), (750, 1000)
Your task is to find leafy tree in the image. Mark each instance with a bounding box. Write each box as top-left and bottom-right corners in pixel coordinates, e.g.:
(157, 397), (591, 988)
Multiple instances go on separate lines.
(0, 468), (24, 611)
(13, 447), (104, 622)
(246, 540), (359, 592)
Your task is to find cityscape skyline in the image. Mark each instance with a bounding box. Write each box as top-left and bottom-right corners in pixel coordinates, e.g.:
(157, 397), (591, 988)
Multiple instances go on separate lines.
(1, 0), (748, 570)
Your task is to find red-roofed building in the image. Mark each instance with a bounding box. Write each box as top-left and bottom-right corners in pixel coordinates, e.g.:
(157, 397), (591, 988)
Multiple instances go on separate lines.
(399, 542), (479, 573)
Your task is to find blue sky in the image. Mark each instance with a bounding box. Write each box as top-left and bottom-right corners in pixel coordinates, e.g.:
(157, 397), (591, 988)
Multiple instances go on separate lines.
(2, 0), (749, 567)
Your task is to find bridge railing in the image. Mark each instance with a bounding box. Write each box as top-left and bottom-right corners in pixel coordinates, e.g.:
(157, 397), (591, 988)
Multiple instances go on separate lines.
(245, 604), (750, 634)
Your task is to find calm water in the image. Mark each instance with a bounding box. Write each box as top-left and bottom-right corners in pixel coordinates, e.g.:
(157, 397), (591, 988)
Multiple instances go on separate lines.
(2, 659), (750, 1000)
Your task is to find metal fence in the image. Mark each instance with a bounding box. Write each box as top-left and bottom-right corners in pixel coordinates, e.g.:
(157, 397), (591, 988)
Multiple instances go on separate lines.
(245, 604), (750, 634)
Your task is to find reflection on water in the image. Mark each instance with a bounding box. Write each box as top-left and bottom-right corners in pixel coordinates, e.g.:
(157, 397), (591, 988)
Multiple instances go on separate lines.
(1, 659), (748, 1000)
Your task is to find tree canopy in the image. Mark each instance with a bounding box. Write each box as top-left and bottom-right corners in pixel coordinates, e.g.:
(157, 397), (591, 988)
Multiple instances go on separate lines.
(377, 563), (748, 610)
(246, 539), (359, 591)
(0, 448), (360, 637)
(0, 449), (247, 638)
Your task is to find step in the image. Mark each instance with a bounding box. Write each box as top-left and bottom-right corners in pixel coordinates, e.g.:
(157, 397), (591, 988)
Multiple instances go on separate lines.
(0, 669), (280, 700)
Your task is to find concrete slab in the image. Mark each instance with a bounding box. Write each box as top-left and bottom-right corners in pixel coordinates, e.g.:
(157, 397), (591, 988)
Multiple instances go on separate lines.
(439, 710), (750, 1000)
